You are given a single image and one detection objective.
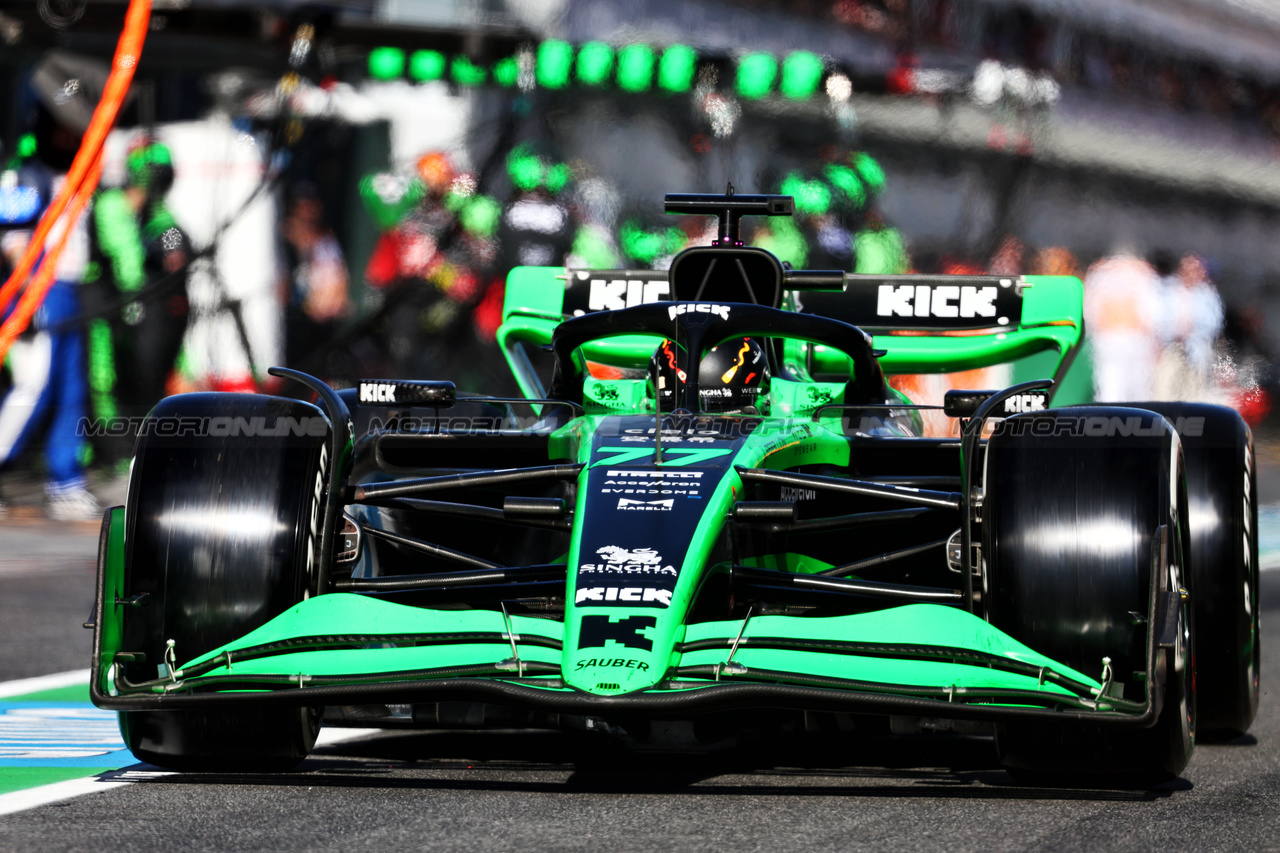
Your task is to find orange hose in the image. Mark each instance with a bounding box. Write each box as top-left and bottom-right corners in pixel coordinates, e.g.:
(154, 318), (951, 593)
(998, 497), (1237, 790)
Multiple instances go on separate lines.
(0, 154), (103, 355)
(0, 0), (150, 359)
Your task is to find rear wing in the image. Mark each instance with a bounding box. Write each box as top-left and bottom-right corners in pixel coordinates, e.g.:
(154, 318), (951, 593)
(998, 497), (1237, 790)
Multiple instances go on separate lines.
(497, 266), (1083, 399)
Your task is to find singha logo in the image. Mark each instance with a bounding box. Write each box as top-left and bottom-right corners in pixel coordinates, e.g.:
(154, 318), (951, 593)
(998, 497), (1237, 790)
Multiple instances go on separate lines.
(595, 546), (662, 564)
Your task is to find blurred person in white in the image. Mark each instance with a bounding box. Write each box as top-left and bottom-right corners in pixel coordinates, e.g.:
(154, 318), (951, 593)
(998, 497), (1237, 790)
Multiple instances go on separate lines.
(1154, 252), (1224, 400)
(0, 53), (107, 522)
(1083, 248), (1161, 402)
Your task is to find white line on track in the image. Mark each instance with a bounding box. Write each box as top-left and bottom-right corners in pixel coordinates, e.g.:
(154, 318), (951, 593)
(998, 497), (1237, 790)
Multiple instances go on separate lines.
(0, 670), (87, 700)
(0, 727), (384, 817)
(0, 666), (386, 817)
(0, 776), (135, 817)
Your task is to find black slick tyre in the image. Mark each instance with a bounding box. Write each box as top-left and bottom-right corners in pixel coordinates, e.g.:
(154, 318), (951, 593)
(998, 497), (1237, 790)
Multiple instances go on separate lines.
(1126, 402), (1259, 739)
(117, 393), (331, 771)
(984, 407), (1195, 786)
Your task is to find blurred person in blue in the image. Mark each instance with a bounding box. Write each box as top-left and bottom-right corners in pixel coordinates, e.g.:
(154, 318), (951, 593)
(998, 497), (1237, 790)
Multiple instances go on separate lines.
(0, 52), (106, 521)
(1153, 252), (1224, 400)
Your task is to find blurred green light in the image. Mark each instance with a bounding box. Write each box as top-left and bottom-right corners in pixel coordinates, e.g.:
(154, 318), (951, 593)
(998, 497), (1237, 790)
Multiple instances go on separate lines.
(408, 50), (445, 82)
(576, 41), (615, 86)
(621, 227), (661, 264)
(545, 162), (572, 194)
(621, 222), (684, 264)
(852, 152), (886, 194)
(493, 56), (519, 87)
(16, 133), (36, 159)
(617, 43), (655, 92)
(780, 51), (823, 99)
(368, 46), (406, 80)
(359, 173), (426, 230)
(451, 56), (488, 86)
(780, 172), (830, 215)
(824, 164), (866, 209)
(658, 44), (697, 92)
(537, 40), (574, 90)
(736, 52), (777, 99)
(508, 147), (543, 191)
(459, 195), (501, 238)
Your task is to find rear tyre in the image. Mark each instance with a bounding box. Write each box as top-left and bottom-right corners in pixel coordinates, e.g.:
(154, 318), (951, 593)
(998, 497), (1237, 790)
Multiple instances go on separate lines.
(984, 407), (1195, 786)
(118, 393), (330, 771)
(1128, 402), (1259, 739)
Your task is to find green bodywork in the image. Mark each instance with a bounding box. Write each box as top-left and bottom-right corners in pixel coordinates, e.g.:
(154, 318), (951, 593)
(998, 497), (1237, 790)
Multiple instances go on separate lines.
(95, 508), (1105, 707)
(93, 263), (1132, 719)
(497, 266), (1083, 400)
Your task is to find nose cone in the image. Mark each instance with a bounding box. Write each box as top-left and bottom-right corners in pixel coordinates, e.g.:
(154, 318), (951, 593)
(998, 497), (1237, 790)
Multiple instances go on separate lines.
(562, 419), (741, 693)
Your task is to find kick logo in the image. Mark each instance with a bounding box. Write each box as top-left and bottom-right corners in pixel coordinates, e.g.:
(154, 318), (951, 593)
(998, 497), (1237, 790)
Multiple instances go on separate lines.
(1004, 393), (1048, 413)
(588, 278), (670, 312)
(876, 284), (999, 320)
(576, 587), (673, 605)
(668, 303), (731, 321)
(358, 382), (397, 403)
(617, 498), (674, 511)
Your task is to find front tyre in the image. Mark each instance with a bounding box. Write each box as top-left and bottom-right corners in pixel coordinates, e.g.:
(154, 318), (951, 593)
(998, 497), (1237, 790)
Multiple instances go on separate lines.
(117, 393), (331, 771)
(984, 407), (1195, 786)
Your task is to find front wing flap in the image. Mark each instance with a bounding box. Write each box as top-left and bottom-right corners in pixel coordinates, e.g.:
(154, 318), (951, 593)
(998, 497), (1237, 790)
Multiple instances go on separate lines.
(93, 585), (1153, 726)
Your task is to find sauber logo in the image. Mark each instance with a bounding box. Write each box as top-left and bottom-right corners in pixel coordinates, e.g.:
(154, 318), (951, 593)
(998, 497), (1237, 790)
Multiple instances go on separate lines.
(1004, 393), (1048, 413)
(576, 587), (673, 605)
(668, 303), (731, 321)
(575, 657), (651, 671)
(589, 278), (670, 311)
(876, 284), (999, 320)
(617, 498), (674, 511)
(358, 382), (397, 403)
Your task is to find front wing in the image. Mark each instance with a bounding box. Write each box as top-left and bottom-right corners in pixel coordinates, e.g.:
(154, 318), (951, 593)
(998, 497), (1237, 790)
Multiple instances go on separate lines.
(91, 509), (1166, 727)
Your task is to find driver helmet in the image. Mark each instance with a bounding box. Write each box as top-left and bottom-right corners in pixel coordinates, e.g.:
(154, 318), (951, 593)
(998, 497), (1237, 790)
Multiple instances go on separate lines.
(649, 336), (770, 414)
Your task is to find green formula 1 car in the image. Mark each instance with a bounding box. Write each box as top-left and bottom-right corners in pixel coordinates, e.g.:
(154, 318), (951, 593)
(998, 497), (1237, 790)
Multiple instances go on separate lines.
(89, 191), (1259, 785)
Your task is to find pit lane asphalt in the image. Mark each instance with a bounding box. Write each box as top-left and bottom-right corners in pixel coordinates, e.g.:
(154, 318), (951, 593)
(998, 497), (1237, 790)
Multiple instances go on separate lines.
(0, 517), (1277, 850)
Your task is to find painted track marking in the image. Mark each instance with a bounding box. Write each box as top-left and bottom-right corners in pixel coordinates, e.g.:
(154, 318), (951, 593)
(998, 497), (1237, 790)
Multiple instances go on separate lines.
(0, 669), (382, 817)
(0, 670), (88, 699)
